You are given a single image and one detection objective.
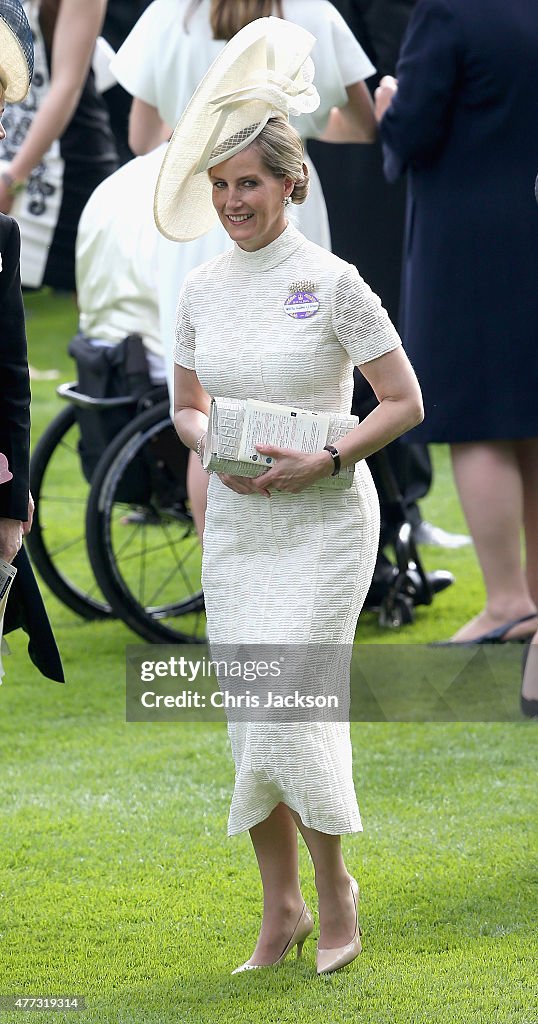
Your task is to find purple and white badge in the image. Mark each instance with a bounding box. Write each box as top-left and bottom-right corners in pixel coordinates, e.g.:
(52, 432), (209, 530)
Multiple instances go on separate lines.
(284, 280), (320, 320)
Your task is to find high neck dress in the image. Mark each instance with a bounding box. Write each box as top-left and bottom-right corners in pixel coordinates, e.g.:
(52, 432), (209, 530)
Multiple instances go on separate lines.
(175, 223), (401, 836)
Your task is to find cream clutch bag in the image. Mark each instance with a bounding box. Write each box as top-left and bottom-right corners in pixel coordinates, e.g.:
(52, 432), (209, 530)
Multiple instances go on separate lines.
(203, 397), (358, 490)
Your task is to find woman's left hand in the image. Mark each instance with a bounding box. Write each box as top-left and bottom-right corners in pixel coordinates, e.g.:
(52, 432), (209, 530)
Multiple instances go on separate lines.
(251, 445), (333, 496)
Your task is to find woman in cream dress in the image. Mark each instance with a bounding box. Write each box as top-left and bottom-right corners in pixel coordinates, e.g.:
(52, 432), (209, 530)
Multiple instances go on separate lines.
(156, 18), (424, 975)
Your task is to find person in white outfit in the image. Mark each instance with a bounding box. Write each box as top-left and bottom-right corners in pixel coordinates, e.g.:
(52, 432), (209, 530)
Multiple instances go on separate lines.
(156, 17), (423, 976)
(75, 144), (167, 385)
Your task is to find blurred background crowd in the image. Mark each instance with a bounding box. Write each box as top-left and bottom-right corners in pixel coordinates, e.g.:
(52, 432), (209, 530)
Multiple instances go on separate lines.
(1, 0), (537, 711)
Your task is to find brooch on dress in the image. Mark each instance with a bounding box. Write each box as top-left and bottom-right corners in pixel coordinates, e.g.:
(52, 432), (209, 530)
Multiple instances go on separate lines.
(284, 280), (320, 320)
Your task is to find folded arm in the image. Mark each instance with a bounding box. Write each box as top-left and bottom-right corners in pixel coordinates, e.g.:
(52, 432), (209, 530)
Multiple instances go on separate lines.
(319, 81), (376, 143)
(128, 98), (171, 156)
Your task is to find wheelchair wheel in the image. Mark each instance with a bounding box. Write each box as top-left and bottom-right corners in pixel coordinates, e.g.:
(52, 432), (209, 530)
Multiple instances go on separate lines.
(27, 405), (113, 619)
(85, 400), (205, 643)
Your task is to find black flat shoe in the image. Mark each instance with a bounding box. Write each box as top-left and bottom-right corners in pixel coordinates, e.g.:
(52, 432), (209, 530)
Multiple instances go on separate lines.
(520, 695), (538, 718)
(520, 640), (538, 718)
(433, 612), (538, 647)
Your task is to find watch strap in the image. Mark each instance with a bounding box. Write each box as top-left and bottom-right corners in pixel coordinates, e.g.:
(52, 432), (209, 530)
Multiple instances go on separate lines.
(323, 444), (341, 476)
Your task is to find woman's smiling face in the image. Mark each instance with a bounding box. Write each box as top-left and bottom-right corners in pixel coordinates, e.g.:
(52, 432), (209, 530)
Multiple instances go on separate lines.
(209, 145), (293, 251)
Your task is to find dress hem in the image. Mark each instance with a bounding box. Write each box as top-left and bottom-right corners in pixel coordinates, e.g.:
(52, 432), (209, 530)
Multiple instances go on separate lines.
(227, 799), (363, 837)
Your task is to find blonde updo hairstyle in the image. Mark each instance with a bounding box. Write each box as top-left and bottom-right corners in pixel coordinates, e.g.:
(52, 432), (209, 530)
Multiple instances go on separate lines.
(252, 117), (310, 205)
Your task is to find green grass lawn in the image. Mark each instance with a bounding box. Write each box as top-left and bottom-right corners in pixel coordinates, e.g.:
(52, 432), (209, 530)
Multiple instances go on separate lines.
(0, 291), (535, 1024)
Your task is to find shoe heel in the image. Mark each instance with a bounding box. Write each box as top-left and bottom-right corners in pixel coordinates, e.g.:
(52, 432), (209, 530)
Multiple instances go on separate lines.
(296, 939), (305, 959)
(316, 877), (361, 975)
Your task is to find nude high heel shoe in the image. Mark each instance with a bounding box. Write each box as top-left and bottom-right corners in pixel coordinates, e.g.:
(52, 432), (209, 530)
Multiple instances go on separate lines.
(232, 902), (314, 974)
(316, 877), (362, 975)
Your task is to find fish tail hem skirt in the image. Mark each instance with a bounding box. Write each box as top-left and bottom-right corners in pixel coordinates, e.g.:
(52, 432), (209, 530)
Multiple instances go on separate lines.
(227, 800), (363, 837)
(225, 720), (365, 837)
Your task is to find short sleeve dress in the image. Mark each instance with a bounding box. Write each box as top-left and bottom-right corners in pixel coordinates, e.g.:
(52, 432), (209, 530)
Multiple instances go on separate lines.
(175, 223), (401, 836)
(110, 0), (375, 397)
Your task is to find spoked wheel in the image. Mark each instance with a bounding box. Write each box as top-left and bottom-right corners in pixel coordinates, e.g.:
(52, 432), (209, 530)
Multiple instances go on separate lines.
(85, 400), (205, 643)
(27, 404), (113, 619)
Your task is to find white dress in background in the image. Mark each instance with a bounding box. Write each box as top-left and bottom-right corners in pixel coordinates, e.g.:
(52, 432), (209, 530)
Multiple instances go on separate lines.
(110, 0), (375, 397)
(175, 223), (401, 836)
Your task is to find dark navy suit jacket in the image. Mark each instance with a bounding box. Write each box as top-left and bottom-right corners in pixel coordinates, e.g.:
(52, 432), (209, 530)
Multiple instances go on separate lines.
(0, 213), (63, 681)
(378, 0), (538, 442)
(0, 214), (30, 520)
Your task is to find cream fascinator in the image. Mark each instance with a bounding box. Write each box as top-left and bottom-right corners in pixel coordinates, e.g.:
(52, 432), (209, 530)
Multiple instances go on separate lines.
(154, 16), (319, 242)
(0, 0), (34, 102)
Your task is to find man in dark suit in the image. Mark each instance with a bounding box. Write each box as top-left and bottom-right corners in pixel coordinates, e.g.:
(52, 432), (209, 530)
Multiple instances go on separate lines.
(0, 0), (63, 682)
(0, 211), (31, 560)
(0, 0), (33, 559)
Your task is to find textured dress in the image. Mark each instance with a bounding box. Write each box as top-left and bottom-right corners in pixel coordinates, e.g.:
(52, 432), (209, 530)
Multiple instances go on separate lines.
(111, 0), (375, 397)
(175, 223), (401, 836)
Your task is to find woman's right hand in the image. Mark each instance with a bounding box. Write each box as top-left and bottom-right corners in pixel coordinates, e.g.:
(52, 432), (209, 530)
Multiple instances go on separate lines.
(217, 473), (270, 497)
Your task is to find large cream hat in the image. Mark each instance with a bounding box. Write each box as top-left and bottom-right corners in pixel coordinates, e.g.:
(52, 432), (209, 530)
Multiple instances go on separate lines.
(154, 16), (320, 243)
(0, 0), (34, 103)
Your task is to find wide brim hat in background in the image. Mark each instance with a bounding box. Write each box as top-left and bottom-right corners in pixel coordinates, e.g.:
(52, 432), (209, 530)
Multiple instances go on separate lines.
(154, 16), (320, 243)
(0, 0), (34, 102)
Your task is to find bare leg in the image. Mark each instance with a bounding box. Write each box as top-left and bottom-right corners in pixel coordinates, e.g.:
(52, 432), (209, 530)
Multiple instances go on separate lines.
(186, 451), (209, 541)
(246, 803), (305, 965)
(449, 441), (537, 641)
(287, 808), (357, 949)
(521, 631), (538, 703)
(514, 438), (538, 606)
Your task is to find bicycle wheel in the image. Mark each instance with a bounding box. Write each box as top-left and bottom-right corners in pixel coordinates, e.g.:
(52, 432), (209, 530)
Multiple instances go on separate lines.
(85, 400), (205, 643)
(27, 405), (113, 619)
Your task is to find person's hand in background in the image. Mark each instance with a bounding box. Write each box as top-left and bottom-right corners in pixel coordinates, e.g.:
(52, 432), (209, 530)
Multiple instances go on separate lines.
(22, 492), (34, 535)
(0, 517), (23, 562)
(374, 75), (398, 121)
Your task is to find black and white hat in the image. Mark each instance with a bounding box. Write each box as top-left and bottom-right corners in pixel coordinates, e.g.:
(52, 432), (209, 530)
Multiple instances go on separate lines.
(0, 0), (34, 103)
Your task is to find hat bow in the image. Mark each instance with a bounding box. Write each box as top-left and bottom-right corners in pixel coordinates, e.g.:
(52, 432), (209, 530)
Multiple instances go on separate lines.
(210, 61), (319, 120)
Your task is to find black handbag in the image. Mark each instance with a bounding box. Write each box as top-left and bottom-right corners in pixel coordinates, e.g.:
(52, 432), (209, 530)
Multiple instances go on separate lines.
(67, 332), (153, 500)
